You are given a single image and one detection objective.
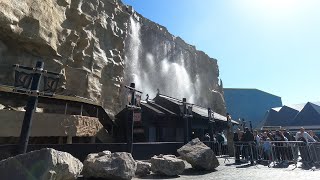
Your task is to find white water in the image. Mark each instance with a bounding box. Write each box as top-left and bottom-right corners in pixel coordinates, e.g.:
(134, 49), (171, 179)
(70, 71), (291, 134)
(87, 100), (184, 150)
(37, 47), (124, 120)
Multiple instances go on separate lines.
(125, 17), (201, 103)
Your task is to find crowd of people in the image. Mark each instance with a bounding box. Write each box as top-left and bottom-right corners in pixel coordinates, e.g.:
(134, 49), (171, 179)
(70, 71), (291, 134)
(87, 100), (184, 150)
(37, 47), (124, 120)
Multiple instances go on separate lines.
(233, 127), (320, 165)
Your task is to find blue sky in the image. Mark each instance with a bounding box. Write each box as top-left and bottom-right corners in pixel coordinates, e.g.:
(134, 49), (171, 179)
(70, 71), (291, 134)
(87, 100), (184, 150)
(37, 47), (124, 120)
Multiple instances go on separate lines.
(122, 0), (320, 105)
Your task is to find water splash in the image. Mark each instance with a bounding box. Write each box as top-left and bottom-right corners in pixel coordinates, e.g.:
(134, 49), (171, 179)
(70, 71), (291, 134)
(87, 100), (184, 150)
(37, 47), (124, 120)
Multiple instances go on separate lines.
(125, 17), (201, 104)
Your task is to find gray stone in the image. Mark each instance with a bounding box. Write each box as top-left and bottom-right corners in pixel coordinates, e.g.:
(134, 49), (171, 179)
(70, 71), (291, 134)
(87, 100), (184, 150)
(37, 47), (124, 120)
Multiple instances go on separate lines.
(0, 148), (83, 180)
(177, 138), (219, 171)
(150, 154), (185, 176)
(83, 151), (137, 180)
(135, 160), (151, 177)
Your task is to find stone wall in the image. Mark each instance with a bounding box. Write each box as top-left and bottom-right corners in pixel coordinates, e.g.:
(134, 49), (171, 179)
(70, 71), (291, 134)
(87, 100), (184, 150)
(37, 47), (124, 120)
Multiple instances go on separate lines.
(0, 0), (226, 117)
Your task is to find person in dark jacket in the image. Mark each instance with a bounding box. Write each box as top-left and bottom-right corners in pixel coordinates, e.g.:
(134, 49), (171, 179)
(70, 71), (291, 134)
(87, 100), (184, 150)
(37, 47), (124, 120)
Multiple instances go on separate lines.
(243, 128), (254, 142)
(233, 129), (241, 163)
(242, 128), (254, 165)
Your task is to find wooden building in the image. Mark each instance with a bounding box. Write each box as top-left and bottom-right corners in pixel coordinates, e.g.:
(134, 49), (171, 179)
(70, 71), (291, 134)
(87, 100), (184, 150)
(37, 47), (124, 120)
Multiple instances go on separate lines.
(114, 93), (238, 142)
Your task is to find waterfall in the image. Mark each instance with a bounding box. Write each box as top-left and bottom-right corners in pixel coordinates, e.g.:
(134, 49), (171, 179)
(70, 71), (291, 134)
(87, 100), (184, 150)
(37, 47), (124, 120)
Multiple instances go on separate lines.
(126, 17), (142, 89)
(125, 17), (202, 104)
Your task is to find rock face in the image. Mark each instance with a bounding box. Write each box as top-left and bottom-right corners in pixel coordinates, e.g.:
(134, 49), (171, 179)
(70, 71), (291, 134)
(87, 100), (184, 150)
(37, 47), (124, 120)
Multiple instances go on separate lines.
(0, 0), (129, 118)
(83, 151), (137, 180)
(0, 0), (226, 117)
(150, 154), (185, 176)
(124, 14), (226, 114)
(0, 148), (83, 180)
(177, 138), (219, 171)
(135, 160), (151, 177)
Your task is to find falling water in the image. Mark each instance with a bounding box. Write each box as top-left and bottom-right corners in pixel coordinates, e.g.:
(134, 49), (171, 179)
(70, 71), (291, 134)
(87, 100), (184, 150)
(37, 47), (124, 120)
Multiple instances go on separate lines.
(126, 17), (142, 89)
(125, 17), (201, 103)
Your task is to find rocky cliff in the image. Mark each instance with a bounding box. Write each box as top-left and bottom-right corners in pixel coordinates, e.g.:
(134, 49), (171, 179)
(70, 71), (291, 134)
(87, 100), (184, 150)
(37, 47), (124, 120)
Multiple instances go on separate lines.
(0, 0), (226, 117)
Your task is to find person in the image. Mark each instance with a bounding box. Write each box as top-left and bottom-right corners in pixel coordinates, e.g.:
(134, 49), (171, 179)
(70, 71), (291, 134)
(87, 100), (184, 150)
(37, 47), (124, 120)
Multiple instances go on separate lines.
(295, 127), (316, 142)
(260, 131), (268, 141)
(295, 127), (316, 164)
(216, 132), (225, 144)
(216, 132), (225, 155)
(243, 127), (254, 142)
(283, 130), (295, 141)
(262, 138), (272, 161)
(242, 127), (254, 165)
(233, 129), (241, 163)
(204, 133), (211, 142)
(273, 130), (287, 162)
(282, 129), (294, 161)
(253, 130), (261, 144)
(308, 130), (320, 142)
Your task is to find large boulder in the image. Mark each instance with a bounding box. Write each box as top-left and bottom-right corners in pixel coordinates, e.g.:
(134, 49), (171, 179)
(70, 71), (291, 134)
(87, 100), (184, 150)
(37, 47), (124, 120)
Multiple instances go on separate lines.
(177, 138), (219, 170)
(0, 148), (83, 180)
(135, 160), (151, 177)
(83, 151), (137, 180)
(150, 154), (185, 176)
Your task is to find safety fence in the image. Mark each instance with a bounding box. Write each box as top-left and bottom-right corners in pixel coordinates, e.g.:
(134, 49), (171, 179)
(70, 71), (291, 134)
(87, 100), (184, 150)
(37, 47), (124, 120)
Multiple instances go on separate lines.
(203, 141), (229, 156)
(234, 141), (320, 168)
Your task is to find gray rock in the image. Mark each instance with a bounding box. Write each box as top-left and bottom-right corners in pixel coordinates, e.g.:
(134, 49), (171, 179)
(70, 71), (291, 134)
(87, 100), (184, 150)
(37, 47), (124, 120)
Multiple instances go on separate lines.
(83, 151), (137, 180)
(0, 148), (83, 180)
(135, 160), (151, 177)
(177, 138), (220, 171)
(150, 154), (185, 176)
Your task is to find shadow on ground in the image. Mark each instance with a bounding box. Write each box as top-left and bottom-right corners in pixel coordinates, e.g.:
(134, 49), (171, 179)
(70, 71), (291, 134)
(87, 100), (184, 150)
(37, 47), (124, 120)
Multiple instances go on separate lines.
(137, 174), (180, 179)
(137, 168), (216, 179)
(181, 168), (216, 176)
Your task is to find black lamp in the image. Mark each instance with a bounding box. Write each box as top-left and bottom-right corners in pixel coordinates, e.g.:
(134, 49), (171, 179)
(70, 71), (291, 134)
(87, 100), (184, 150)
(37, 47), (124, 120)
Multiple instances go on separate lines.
(43, 72), (61, 93)
(13, 68), (33, 89)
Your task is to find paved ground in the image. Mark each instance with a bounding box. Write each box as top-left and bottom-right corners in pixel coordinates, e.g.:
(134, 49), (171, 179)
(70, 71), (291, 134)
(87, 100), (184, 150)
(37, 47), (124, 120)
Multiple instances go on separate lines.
(134, 158), (320, 180)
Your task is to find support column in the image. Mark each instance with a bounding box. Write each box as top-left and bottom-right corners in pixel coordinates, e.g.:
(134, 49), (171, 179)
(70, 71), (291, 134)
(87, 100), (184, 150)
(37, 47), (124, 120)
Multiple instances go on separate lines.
(58, 137), (64, 144)
(183, 98), (189, 144)
(90, 136), (96, 143)
(127, 109), (134, 153)
(67, 136), (72, 144)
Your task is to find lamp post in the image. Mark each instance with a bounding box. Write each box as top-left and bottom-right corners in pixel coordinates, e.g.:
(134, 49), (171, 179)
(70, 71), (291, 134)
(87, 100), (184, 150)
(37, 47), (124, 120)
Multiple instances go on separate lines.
(13, 61), (61, 154)
(124, 83), (142, 154)
(179, 98), (193, 144)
